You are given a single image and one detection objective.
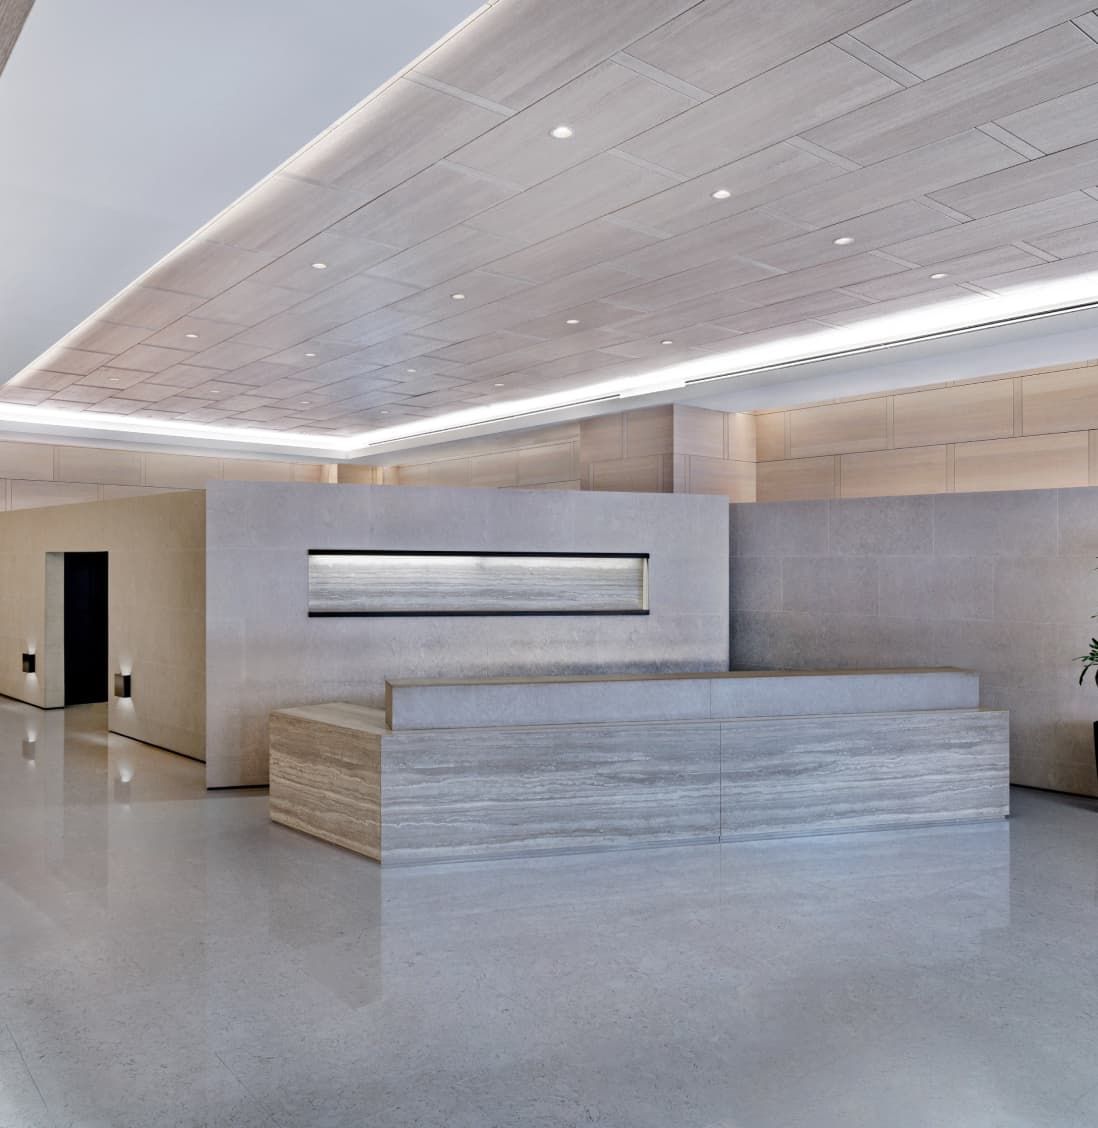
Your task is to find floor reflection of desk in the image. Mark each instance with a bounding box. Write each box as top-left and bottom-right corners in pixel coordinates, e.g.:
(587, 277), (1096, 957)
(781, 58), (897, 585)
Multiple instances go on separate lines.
(269, 669), (1009, 864)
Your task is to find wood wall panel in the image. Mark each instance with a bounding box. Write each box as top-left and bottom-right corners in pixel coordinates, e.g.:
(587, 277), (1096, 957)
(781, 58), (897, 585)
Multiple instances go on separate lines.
(674, 405), (725, 458)
(55, 446), (144, 486)
(0, 441), (55, 481)
(518, 441), (576, 485)
(469, 451), (519, 488)
(727, 412), (757, 462)
(686, 455), (756, 502)
(893, 381), (1014, 447)
(755, 412), (787, 461)
(1022, 366), (1098, 435)
(589, 454), (665, 493)
(840, 445), (949, 498)
(579, 412), (624, 463)
(788, 399), (888, 457)
(624, 406), (674, 458)
(953, 432), (1090, 492)
(757, 456), (838, 501)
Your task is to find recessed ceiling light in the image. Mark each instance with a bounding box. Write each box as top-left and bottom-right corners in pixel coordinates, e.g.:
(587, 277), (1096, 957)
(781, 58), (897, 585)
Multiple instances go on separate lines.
(565, 318), (580, 325)
(108, 376), (119, 382)
(833, 236), (855, 246)
(184, 332), (199, 339)
(711, 188), (732, 200)
(406, 368), (417, 374)
(550, 124), (574, 140)
(931, 272), (948, 280)
(660, 339), (674, 345)
(451, 292), (465, 300)
(380, 410), (389, 415)
(300, 400), (311, 406)
(311, 262), (328, 270)
(494, 382), (505, 387)
(304, 352), (317, 358)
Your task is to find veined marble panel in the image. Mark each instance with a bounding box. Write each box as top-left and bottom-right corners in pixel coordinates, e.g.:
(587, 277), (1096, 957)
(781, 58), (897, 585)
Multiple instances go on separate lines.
(307, 550), (648, 615)
(379, 720), (721, 864)
(720, 709), (1010, 839)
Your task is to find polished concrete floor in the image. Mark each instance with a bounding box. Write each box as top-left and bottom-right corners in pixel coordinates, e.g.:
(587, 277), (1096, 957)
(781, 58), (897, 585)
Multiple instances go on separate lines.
(2, 700), (1097, 1128)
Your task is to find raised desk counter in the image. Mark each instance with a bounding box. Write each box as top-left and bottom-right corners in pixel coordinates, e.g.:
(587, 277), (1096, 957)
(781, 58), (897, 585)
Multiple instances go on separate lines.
(270, 669), (1009, 865)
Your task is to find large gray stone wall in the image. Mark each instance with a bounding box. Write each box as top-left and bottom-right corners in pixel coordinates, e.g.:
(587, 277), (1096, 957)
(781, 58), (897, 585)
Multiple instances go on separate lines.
(729, 488), (1098, 797)
(206, 482), (729, 788)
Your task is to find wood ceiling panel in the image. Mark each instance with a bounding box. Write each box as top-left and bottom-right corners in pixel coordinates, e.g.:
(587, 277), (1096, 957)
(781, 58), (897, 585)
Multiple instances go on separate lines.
(996, 84), (1098, 156)
(183, 340), (274, 371)
(111, 344), (193, 374)
(332, 163), (516, 248)
(465, 153), (679, 245)
(389, 271), (533, 319)
(39, 347), (115, 376)
(748, 202), (958, 273)
(413, 0), (699, 110)
(142, 317), (241, 351)
(625, 0), (902, 94)
(711, 291), (875, 334)
(314, 309), (434, 349)
(501, 265), (646, 315)
(206, 175), (364, 257)
(620, 45), (900, 178)
(768, 130), (1023, 227)
(930, 139), (1098, 217)
(282, 78), (506, 195)
(191, 280), (304, 327)
(150, 241), (270, 299)
(78, 367), (154, 390)
(66, 320), (151, 355)
(247, 231), (398, 292)
(851, 0), (1096, 80)
(368, 224), (522, 286)
(607, 258), (783, 313)
(845, 245), (1048, 301)
(608, 143), (846, 238)
(107, 287), (204, 331)
(973, 249), (1098, 293)
(886, 192), (1098, 264)
(450, 60), (696, 190)
(485, 220), (659, 283)
(1025, 219), (1098, 260)
(807, 25), (1098, 165)
(425, 332), (545, 365)
(716, 252), (911, 311)
(606, 208), (808, 279)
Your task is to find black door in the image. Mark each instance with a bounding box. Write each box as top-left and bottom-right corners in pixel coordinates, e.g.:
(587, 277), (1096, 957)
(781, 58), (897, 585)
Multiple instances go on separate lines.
(64, 552), (108, 706)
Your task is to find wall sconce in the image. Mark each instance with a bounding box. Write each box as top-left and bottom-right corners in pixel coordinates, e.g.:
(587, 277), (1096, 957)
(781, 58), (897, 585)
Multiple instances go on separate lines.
(22, 739), (35, 762)
(22, 653), (35, 674)
(113, 673), (132, 699)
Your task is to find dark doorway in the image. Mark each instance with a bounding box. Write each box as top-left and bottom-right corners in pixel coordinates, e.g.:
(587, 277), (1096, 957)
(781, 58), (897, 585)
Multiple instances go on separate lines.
(64, 552), (108, 706)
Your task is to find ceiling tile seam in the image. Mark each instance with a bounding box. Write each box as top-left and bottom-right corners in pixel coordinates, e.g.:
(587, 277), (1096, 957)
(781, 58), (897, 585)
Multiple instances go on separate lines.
(609, 148), (690, 183)
(868, 249), (922, 268)
(1012, 240), (1060, 263)
(404, 72), (516, 117)
(609, 51), (711, 102)
(914, 196), (973, 223)
(784, 136), (862, 172)
(1071, 12), (1098, 44)
(977, 123), (1046, 161)
(831, 31), (922, 88)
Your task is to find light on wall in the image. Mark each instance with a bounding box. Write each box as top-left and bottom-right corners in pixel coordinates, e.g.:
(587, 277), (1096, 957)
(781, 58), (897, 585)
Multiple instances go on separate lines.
(114, 673), (132, 699)
(22, 739), (36, 762)
(22, 653), (35, 674)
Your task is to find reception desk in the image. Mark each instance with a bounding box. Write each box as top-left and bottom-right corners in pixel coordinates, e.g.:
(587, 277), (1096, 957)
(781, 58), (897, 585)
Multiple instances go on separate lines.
(269, 669), (1009, 864)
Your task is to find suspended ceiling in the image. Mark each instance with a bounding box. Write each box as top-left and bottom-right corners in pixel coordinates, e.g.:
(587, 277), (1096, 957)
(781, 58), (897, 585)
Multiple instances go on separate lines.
(5, 0), (1098, 460)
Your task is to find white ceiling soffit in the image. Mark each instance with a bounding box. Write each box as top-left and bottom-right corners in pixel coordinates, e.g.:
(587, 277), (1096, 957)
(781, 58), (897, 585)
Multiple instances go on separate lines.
(5, 0), (1098, 461)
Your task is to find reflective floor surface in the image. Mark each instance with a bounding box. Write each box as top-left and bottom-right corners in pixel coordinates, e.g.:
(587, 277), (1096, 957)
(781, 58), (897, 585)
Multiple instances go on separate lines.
(2, 698), (1098, 1127)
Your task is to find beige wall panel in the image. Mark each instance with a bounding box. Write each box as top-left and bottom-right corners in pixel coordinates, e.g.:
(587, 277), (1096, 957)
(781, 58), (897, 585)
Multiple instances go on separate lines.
(1022, 366), (1098, 435)
(589, 455), (663, 493)
(338, 465), (382, 485)
(624, 406), (674, 458)
(687, 456), (756, 502)
(507, 480), (582, 491)
(0, 440), (55, 481)
(954, 433), (1090, 493)
(756, 457), (838, 501)
(841, 445), (949, 498)
(727, 412), (757, 463)
(100, 484), (181, 500)
(10, 481), (100, 509)
(221, 459), (298, 482)
(789, 399), (888, 458)
(292, 464), (326, 483)
(0, 479), (7, 511)
(55, 446), (144, 486)
(144, 452), (223, 488)
(398, 459), (472, 487)
(579, 413), (624, 463)
(518, 442), (576, 485)
(0, 492), (205, 762)
(469, 451), (519, 488)
(673, 405), (725, 458)
(893, 380), (1015, 447)
(755, 413), (787, 461)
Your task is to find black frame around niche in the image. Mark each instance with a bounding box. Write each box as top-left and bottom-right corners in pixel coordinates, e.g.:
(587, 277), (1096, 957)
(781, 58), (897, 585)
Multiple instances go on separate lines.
(306, 549), (651, 618)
